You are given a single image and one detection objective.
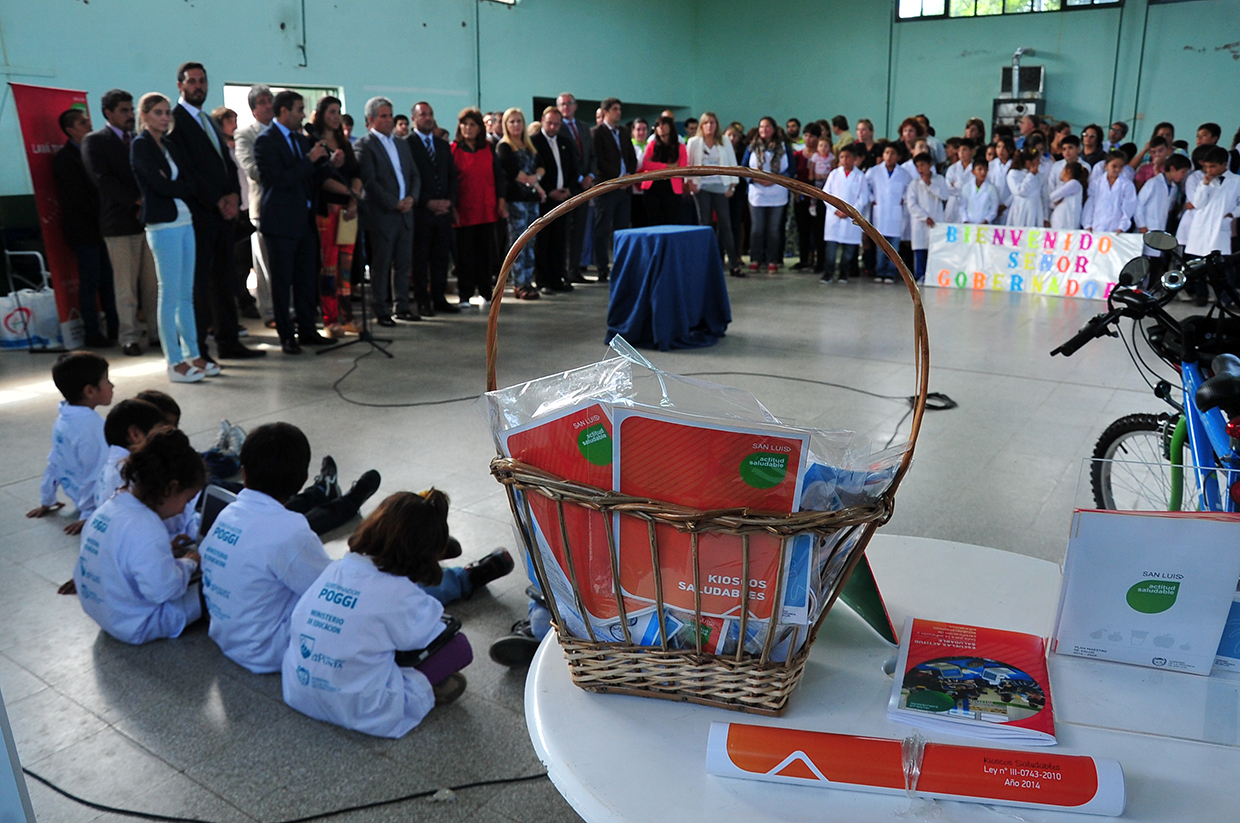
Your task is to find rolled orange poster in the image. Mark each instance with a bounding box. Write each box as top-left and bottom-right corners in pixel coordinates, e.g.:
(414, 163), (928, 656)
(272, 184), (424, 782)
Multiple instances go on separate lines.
(706, 722), (1124, 816)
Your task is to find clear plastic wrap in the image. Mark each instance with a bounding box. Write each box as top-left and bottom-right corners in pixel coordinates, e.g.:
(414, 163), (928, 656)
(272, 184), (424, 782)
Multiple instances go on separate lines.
(483, 337), (909, 650)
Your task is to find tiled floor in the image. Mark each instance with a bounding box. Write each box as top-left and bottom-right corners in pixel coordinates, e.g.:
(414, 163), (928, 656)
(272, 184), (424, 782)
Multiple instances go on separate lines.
(0, 268), (1166, 823)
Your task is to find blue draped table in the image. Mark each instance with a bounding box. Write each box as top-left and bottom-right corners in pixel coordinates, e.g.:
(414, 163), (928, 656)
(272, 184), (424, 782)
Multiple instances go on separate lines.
(605, 225), (731, 351)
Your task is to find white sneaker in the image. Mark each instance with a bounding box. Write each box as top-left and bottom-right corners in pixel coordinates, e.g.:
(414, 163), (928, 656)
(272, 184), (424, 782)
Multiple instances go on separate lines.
(168, 364), (206, 384)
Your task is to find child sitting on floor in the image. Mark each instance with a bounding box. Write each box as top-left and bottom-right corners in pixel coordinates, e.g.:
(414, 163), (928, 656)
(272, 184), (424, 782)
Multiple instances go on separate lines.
(28, 351), (113, 535)
(95, 399), (170, 510)
(73, 429), (205, 644)
(199, 422), (380, 673)
(282, 490), (475, 738)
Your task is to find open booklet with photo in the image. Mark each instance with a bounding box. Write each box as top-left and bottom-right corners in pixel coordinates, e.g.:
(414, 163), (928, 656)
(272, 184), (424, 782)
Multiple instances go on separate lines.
(888, 616), (1057, 746)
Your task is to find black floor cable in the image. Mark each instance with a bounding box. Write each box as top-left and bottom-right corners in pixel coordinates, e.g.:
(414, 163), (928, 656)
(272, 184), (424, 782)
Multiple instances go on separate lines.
(332, 348), (477, 409)
(22, 767), (547, 823)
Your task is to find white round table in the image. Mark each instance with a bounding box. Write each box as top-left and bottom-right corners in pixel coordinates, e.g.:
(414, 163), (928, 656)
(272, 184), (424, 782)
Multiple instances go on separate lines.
(525, 534), (1240, 822)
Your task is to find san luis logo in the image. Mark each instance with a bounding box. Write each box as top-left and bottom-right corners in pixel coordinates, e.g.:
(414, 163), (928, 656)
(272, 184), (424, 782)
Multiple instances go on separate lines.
(576, 424), (612, 467)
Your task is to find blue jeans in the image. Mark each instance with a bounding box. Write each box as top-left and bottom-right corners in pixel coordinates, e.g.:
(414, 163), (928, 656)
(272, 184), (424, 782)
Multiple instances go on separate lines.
(913, 249), (928, 283)
(749, 205), (784, 265)
(875, 236), (900, 281)
(146, 224), (200, 365)
(506, 202), (538, 289)
(521, 548), (552, 640)
(420, 566), (472, 605)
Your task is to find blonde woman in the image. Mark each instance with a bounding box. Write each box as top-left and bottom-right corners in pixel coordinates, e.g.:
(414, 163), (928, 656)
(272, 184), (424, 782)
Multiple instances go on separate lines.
(131, 93), (216, 383)
(494, 108), (545, 300)
(687, 111), (740, 274)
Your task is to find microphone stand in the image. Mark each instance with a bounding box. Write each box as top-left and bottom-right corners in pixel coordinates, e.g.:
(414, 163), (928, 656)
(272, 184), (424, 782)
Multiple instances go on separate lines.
(318, 229), (392, 358)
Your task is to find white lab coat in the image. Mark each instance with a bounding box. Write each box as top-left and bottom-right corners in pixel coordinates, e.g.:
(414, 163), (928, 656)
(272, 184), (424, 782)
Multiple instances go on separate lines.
(961, 181), (1000, 224)
(1005, 169), (1046, 227)
(1175, 170), (1204, 248)
(200, 488), (331, 673)
(95, 444), (129, 511)
(1082, 175), (1137, 232)
(1049, 179), (1083, 230)
(906, 174), (948, 250)
(944, 160), (972, 222)
(40, 402), (106, 520)
(1184, 173), (1240, 257)
(73, 491), (201, 644)
(1090, 160), (1135, 188)
(822, 167), (872, 244)
(1136, 174), (1175, 234)
(282, 553), (447, 738)
(866, 164), (911, 238)
(988, 158), (1013, 217)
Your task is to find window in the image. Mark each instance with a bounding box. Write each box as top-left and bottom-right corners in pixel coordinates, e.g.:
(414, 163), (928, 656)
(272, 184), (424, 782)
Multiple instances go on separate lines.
(898, 0), (1119, 20)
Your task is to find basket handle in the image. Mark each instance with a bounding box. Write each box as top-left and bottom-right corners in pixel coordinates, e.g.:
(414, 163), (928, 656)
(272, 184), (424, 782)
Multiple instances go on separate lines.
(485, 165), (930, 496)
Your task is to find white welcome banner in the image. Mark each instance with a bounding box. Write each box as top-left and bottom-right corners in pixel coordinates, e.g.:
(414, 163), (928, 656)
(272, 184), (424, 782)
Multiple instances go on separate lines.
(925, 223), (1144, 300)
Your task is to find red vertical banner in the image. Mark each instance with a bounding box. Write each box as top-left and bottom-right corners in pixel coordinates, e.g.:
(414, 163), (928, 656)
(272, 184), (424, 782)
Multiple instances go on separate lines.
(9, 83), (90, 349)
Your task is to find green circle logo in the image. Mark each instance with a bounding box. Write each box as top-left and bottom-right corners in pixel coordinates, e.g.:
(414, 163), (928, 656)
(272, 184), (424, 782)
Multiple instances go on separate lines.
(906, 690), (955, 713)
(576, 424), (612, 466)
(739, 451), (789, 489)
(1126, 580), (1180, 614)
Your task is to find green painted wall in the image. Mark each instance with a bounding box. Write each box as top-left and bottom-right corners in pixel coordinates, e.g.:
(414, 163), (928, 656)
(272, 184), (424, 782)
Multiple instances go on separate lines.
(1, 0), (1236, 205)
(693, 0), (1239, 144)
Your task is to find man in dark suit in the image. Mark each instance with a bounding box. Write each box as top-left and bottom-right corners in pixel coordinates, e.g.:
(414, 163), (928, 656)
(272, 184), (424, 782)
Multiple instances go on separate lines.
(531, 107), (579, 294)
(406, 102), (459, 316)
(591, 97), (638, 283)
(52, 108), (117, 348)
(355, 96), (420, 326)
(167, 61), (263, 361)
(82, 89), (159, 356)
(556, 93), (595, 283)
(255, 90), (354, 354)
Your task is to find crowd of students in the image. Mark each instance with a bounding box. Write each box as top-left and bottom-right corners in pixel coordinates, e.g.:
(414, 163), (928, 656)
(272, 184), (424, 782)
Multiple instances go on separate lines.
(54, 70), (1240, 380)
(28, 350), (518, 738)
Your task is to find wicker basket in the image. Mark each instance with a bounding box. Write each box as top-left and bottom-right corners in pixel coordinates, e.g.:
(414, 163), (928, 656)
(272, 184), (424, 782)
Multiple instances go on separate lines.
(486, 165), (929, 715)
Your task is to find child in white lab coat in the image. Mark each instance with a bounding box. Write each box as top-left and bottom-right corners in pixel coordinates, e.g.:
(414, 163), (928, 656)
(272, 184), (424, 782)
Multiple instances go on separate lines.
(95, 399), (170, 511)
(866, 144), (913, 282)
(1005, 149), (1047, 228)
(944, 139), (976, 223)
(1082, 153), (1137, 232)
(1184, 147), (1240, 258)
(28, 352), (113, 535)
(821, 144), (872, 284)
(989, 137), (1015, 223)
(1049, 161), (1088, 230)
(282, 490), (474, 738)
(1047, 135), (1082, 202)
(906, 152), (948, 283)
(1136, 153), (1192, 248)
(73, 429), (205, 644)
(1175, 147), (1209, 250)
(961, 160), (1000, 225)
(199, 422), (337, 674)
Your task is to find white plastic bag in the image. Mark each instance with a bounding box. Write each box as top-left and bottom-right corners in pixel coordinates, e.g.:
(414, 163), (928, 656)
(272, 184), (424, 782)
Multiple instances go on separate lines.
(1, 287), (62, 349)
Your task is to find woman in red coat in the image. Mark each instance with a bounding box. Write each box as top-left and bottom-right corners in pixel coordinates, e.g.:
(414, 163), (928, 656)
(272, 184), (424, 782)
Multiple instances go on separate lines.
(451, 108), (507, 307)
(641, 116), (689, 226)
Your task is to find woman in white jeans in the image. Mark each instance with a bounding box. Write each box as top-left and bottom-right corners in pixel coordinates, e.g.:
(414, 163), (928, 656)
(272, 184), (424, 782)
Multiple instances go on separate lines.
(686, 111), (741, 276)
(746, 117), (792, 273)
(131, 93), (216, 383)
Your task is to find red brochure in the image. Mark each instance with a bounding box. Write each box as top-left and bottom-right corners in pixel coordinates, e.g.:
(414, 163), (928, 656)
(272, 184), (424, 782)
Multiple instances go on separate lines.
(612, 409), (809, 621)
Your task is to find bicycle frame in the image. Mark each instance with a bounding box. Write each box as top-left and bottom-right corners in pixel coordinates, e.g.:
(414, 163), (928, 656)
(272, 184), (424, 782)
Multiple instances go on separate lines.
(1174, 361), (1240, 513)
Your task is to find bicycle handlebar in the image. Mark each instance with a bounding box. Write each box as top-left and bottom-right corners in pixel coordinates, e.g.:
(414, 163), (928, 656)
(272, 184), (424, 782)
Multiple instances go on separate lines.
(1050, 310), (1122, 357)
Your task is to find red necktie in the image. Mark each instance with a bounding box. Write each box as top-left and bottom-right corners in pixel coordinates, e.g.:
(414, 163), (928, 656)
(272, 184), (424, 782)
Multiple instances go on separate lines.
(568, 120), (581, 155)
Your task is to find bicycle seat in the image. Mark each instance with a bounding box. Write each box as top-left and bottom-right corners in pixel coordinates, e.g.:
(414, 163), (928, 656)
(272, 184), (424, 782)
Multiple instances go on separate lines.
(1196, 354), (1240, 415)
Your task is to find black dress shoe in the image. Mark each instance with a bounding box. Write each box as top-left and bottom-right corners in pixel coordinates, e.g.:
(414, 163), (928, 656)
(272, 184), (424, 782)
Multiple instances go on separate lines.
(418, 301), (435, 318)
(298, 334), (333, 346)
(489, 620), (541, 668)
(442, 536), (462, 560)
(343, 469), (381, 509)
(281, 339), (302, 355)
(433, 300), (459, 314)
(122, 342), (142, 356)
(85, 335), (114, 348)
(554, 282), (574, 292)
(465, 549), (515, 594)
(238, 302), (261, 319)
(376, 316), (396, 327)
(217, 343), (267, 359)
(393, 310), (422, 322)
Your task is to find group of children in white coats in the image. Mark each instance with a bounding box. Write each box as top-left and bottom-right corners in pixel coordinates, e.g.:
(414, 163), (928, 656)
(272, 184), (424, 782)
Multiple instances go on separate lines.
(31, 351), (516, 739)
(816, 131), (1237, 288)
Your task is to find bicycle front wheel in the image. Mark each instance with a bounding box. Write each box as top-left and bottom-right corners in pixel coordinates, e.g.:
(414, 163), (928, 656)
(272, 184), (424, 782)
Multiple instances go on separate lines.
(1090, 413), (1196, 510)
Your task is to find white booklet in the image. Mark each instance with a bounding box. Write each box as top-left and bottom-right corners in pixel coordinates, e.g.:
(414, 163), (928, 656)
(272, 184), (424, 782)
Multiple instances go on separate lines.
(1052, 509), (1240, 675)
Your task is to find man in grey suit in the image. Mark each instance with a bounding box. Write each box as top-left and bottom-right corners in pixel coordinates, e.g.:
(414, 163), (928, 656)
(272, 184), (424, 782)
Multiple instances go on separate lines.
(557, 93), (595, 283)
(232, 84), (276, 326)
(355, 96), (420, 325)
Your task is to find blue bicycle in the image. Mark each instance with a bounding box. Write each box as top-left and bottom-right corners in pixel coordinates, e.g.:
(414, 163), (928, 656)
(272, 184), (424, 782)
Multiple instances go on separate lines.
(1052, 231), (1240, 512)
